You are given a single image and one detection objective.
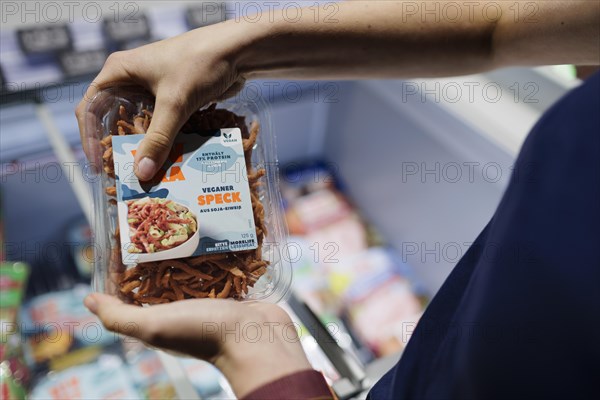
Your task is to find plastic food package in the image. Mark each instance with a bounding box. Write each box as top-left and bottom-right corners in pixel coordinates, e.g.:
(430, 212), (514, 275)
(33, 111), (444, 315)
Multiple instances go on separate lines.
(86, 87), (292, 305)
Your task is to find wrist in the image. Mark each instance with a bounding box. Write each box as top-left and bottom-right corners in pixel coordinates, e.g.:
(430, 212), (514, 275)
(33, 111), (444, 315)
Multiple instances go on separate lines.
(227, 11), (288, 79)
(214, 305), (312, 397)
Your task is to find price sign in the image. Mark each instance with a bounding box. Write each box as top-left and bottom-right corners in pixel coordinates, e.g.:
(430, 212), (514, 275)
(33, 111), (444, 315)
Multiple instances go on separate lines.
(17, 25), (72, 55)
(103, 13), (151, 44)
(185, 3), (227, 29)
(58, 49), (108, 77)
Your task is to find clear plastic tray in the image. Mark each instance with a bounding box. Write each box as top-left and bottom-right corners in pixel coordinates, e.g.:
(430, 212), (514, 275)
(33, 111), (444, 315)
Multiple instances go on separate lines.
(86, 86), (292, 305)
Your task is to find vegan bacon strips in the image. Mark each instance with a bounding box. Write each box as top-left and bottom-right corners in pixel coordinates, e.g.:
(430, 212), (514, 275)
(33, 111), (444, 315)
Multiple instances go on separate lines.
(100, 103), (269, 304)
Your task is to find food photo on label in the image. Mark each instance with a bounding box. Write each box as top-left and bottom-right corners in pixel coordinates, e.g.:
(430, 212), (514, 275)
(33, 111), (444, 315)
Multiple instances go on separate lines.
(125, 198), (198, 255)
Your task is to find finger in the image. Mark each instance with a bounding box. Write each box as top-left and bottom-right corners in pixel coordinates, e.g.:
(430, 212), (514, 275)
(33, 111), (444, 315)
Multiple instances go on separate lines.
(84, 293), (152, 341)
(133, 89), (194, 181)
(215, 77), (246, 102)
(85, 293), (231, 359)
(82, 51), (138, 108)
(134, 75), (245, 181)
(76, 51), (138, 162)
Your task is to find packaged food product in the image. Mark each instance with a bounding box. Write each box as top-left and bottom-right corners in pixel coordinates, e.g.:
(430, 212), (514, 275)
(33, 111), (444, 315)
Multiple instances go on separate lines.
(125, 350), (176, 400)
(0, 192), (5, 263)
(29, 355), (141, 400)
(345, 277), (422, 356)
(87, 87), (292, 305)
(19, 285), (115, 370)
(0, 263), (31, 393)
(338, 248), (425, 356)
(180, 358), (230, 398)
(0, 361), (27, 400)
(0, 262), (29, 313)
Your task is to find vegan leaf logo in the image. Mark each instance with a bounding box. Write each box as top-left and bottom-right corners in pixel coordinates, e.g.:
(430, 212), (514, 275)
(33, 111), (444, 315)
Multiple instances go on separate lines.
(221, 130), (238, 145)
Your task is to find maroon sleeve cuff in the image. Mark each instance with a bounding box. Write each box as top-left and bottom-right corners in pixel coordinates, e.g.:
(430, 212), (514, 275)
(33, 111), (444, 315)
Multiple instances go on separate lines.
(241, 369), (335, 400)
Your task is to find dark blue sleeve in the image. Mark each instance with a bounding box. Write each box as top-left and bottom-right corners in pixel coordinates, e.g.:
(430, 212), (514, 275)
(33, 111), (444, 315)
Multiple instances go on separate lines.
(370, 72), (600, 400)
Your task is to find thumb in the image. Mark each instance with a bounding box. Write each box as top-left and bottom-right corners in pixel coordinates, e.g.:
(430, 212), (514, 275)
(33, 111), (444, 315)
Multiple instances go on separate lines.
(134, 92), (192, 181)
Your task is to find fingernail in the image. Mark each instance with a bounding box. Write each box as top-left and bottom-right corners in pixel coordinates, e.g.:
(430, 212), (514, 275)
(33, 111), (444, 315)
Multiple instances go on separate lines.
(84, 295), (98, 313)
(137, 157), (157, 181)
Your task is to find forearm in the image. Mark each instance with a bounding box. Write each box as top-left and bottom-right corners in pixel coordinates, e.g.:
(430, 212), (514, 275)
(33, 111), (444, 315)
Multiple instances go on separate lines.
(232, 1), (599, 80)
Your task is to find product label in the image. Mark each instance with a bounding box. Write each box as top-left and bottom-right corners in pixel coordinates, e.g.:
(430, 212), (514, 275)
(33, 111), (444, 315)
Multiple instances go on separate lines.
(112, 129), (257, 265)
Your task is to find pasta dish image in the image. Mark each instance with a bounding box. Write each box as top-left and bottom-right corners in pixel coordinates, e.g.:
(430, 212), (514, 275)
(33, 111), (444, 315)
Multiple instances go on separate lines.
(126, 197), (198, 254)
